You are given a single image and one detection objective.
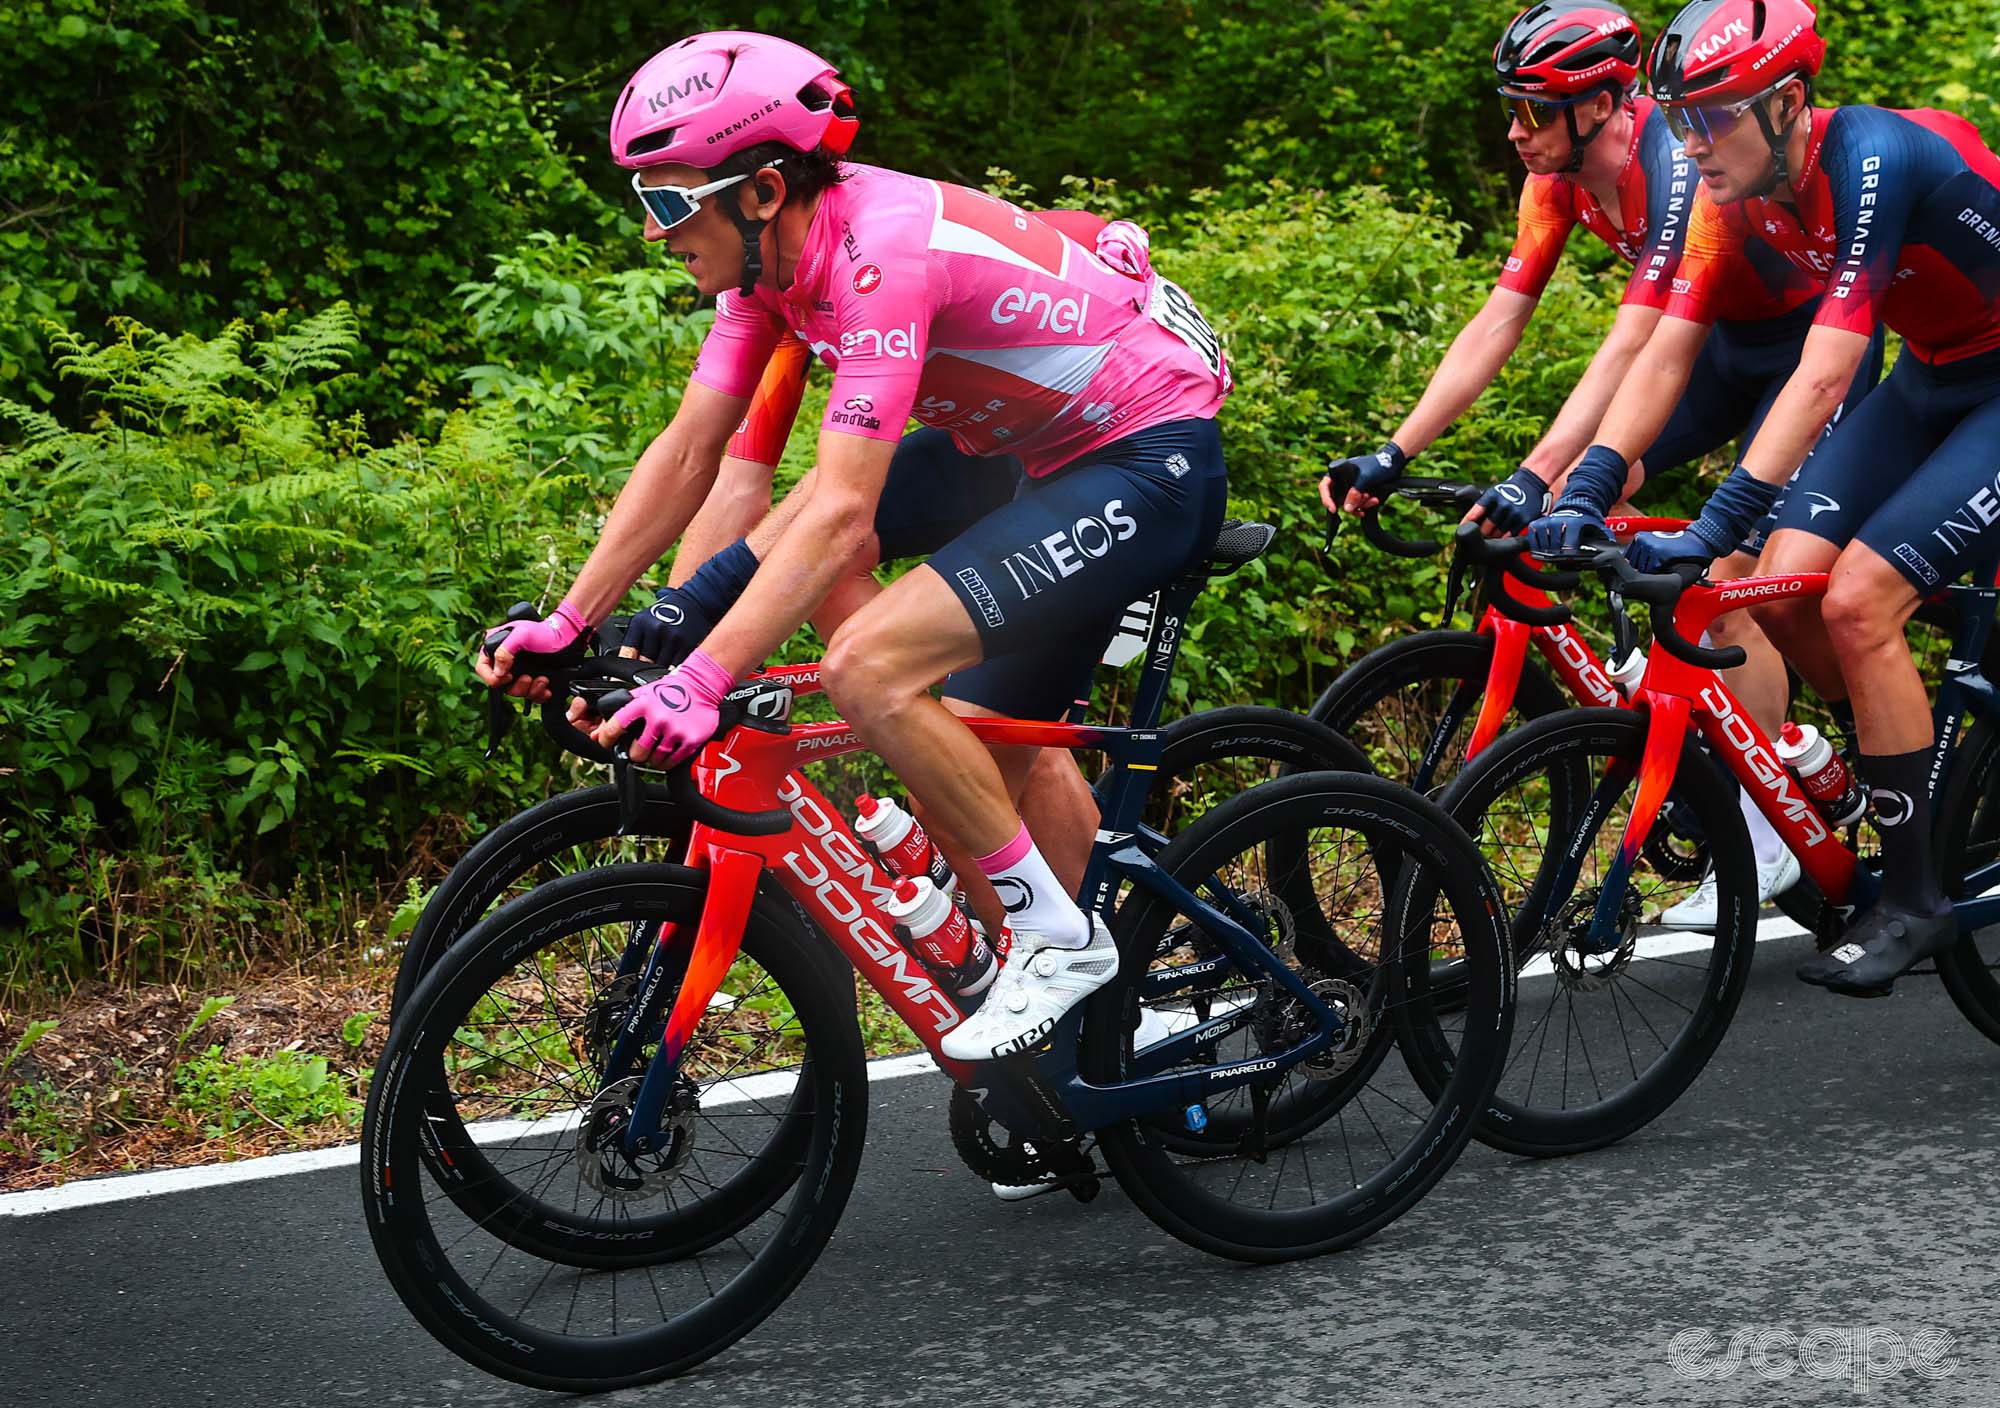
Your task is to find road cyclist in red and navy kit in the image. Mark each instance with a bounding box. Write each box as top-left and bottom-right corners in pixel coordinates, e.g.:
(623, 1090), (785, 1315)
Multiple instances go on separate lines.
(1322, 1), (1880, 922)
(477, 30), (1235, 1064)
(1527, 0), (2000, 994)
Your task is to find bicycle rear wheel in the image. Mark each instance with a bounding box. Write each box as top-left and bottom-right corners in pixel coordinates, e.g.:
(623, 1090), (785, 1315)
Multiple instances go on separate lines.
(1083, 770), (1511, 1262)
(1308, 629), (1570, 796)
(1428, 708), (1758, 1156)
(363, 864), (866, 1391)
(1934, 716), (2000, 1042)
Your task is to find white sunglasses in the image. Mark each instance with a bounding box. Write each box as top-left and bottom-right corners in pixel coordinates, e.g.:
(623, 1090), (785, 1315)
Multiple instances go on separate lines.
(631, 159), (783, 230)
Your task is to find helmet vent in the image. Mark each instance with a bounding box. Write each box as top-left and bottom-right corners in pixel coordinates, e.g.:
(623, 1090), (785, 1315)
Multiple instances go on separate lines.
(627, 127), (679, 158)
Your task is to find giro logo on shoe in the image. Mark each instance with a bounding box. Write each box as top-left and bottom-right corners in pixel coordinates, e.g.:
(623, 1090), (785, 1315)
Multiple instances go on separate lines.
(647, 73), (714, 112)
(992, 878), (1033, 914)
(839, 323), (919, 359)
(775, 776), (960, 1033)
(999, 500), (1139, 601)
(1872, 789), (1915, 827)
(992, 1018), (1057, 1058)
(1699, 684), (1828, 846)
(852, 263), (883, 296)
(1689, 17), (1749, 63)
(989, 287), (1091, 334)
(1807, 492), (1841, 519)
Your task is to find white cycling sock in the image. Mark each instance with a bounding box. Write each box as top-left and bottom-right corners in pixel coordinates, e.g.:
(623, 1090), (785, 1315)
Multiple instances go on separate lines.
(1740, 786), (1785, 869)
(974, 823), (1090, 949)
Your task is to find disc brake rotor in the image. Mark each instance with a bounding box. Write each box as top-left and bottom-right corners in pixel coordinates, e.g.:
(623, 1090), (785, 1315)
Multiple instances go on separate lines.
(1542, 885), (1640, 992)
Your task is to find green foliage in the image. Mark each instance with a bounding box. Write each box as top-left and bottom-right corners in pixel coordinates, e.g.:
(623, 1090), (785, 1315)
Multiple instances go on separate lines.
(3, 1019), (59, 1079)
(172, 1043), (359, 1137)
(0, 309), (667, 984)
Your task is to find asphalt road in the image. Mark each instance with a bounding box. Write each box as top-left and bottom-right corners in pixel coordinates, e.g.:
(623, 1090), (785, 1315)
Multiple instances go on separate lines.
(6, 932), (1998, 1408)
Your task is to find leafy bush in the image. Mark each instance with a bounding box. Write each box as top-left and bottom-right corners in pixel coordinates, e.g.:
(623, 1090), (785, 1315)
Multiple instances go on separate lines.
(0, 307), (695, 983)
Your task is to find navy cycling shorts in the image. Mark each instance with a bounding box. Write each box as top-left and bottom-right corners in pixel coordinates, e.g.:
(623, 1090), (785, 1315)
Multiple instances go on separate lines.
(1642, 301), (1885, 553)
(868, 419), (1228, 719)
(1764, 345), (2000, 591)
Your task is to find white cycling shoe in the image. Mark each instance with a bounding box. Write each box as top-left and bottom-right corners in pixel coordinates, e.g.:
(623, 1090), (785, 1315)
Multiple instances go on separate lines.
(1662, 849), (1802, 929)
(942, 916), (1119, 1063)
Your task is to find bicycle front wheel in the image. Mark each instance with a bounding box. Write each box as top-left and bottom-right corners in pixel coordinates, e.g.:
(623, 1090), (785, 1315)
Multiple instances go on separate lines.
(1429, 708), (1758, 1156)
(1083, 770), (1511, 1262)
(362, 863), (867, 1392)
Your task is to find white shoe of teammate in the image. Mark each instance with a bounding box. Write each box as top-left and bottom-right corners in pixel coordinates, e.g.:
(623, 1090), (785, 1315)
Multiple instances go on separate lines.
(1662, 849), (1802, 929)
(940, 916), (1119, 1062)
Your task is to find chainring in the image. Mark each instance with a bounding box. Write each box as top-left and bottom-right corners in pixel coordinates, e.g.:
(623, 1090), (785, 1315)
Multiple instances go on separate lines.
(948, 1084), (1088, 1187)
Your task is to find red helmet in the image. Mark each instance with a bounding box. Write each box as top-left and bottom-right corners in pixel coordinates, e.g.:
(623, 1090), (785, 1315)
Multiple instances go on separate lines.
(1649, 0), (1824, 107)
(1494, 2), (1643, 99)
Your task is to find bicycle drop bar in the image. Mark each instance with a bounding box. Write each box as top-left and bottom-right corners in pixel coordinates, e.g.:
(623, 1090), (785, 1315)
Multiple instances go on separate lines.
(1322, 464), (1483, 558)
(1497, 538), (1748, 672)
(1447, 524), (1576, 628)
(594, 687), (793, 837)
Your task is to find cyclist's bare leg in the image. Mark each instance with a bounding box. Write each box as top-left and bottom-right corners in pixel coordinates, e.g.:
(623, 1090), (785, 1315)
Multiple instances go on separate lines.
(1748, 528), (1848, 703)
(1707, 548), (1788, 732)
(1822, 544), (1928, 753)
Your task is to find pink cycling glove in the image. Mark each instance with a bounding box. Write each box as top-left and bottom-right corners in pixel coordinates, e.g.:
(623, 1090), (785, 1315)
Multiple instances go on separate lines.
(1094, 220), (1153, 282)
(485, 600), (589, 661)
(610, 648), (736, 766)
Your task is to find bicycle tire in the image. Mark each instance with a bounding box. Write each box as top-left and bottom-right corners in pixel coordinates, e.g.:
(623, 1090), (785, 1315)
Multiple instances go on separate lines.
(1934, 716), (2000, 1043)
(1429, 708), (1758, 1156)
(1307, 629), (1570, 795)
(1083, 770), (1511, 1262)
(362, 864), (867, 1391)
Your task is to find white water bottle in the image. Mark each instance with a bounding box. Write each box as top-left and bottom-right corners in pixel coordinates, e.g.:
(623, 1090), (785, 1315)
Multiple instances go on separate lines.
(854, 794), (957, 892)
(1608, 646), (1647, 701)
(883, 876), (998, 997)
(1775, 722), (1867, 826)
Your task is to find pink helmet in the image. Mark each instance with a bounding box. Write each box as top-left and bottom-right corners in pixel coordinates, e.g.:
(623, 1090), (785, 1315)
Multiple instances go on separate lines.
(609, 31), (858, 171)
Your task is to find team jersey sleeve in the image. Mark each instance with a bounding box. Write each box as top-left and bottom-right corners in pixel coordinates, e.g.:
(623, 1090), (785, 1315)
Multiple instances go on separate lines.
(819, 239), (931, 445)
(1623, 138), (1694, 310)
(689, 289), (785, 400)
(1660, 191), (1742, 326)
(1816, 109), (1935, 338)
(1497, 177), (1578, 300)
(725, 336), (813, 466)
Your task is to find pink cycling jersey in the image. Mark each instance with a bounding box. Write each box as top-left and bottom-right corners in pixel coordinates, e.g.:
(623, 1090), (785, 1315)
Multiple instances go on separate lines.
(690, 164), (1229, 477)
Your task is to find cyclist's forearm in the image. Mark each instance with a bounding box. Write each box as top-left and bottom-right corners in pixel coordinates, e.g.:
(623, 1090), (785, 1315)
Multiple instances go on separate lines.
(1524, 306), (1661, 479)
(1591, 315), (1709, 466)
(699, 487), (876, 677)
(668, 455), (778, 587)
(563, 389), (740, 620)
(1739, 327), (1869, 485)
(1392, 291), (1534, 455)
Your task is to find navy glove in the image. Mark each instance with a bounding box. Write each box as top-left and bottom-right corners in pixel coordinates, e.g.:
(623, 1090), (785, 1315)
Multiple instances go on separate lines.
(1628, 466), (1779, 574)
(1326, 441), (1408, 500)
(1526, 444), (1629, 558)
(621, 538), (759, 664)
(1474, 467), (1553, 535)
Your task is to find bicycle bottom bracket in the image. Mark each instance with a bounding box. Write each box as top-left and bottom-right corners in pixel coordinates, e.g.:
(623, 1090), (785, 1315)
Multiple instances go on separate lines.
(1542, 885), (1640, 992)
(578, 1074), (696, 1200)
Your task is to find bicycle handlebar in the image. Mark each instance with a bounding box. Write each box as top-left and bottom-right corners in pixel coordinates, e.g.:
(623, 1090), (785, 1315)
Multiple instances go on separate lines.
(1447, 525), (1576, 628)
(1509, 537), (1749, 672)
(593, 687), (794, 838)
(1323, 464), (1483, 559)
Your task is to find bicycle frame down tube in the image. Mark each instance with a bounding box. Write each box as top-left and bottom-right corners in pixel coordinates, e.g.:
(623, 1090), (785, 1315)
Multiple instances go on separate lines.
(1466, 576), (1622, 764)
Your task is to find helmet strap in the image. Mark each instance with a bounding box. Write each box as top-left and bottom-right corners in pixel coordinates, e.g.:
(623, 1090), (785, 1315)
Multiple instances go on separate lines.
(1561, 90), (1621, 175)
(722, 201), (768, 297)
(1746, 80), (1811, 200)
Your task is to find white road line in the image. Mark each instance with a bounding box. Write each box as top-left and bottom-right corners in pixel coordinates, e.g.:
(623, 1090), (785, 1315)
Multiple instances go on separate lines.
(0, 1050), (941, 1219)
(1518, 912), (1810, 980)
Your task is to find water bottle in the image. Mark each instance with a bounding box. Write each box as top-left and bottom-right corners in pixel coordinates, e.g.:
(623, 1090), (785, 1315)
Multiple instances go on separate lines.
(1607, 647), (1648, 701)
(854, 794), (956, 891)
(1776, 722), (1867, 826)
(883, 876), (998, 998)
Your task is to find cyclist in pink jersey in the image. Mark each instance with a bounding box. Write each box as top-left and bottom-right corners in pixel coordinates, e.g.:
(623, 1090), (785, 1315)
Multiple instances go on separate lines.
(477, 31), (1232, 1061)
